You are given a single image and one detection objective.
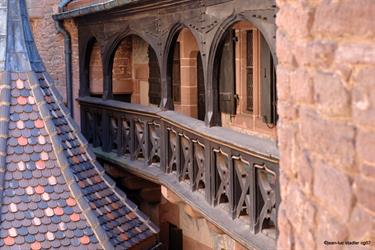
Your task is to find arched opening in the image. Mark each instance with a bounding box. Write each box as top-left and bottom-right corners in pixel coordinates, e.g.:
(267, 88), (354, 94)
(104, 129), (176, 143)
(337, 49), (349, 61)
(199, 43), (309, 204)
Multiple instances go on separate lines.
(88, 40), (104, 97)
(213, 21), (277, 136)
(167, 28), (205, 121)
(110, 35), (161, 106)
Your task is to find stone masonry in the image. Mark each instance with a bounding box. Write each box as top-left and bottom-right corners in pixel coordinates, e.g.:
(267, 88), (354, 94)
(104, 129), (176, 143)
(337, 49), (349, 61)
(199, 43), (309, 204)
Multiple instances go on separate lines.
(27, 0), (80, 123)
(24, 0), (375, 249)
(27, 0), (64, 98)
(276, 0), (375, 249)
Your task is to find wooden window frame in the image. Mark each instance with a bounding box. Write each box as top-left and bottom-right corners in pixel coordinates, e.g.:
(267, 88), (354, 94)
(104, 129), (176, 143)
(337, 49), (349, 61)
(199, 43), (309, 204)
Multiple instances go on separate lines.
(222, 23), (276, 137)
(246, 30), (254, 112)
(236, 27), (260, 117)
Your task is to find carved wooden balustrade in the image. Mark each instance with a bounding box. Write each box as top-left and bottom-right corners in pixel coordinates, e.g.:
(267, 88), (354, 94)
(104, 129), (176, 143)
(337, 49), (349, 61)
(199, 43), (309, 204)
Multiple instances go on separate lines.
(79, 96), (279, 248)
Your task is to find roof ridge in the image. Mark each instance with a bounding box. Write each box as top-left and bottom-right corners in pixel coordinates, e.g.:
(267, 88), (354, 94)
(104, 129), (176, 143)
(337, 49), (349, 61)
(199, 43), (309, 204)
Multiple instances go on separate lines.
(0, 71), (11, 236)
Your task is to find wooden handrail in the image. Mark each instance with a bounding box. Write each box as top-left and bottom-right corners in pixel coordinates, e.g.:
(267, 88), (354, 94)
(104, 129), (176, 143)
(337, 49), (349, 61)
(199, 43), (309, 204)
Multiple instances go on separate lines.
(79, 96), (280, 249)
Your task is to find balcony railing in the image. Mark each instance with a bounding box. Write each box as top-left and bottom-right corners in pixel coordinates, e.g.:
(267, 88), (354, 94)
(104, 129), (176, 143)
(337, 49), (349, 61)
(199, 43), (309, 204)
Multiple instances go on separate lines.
(79, 96), (280, 249)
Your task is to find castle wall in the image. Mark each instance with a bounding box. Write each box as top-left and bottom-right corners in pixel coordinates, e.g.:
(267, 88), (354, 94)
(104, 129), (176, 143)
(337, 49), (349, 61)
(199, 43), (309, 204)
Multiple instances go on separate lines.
(276, 1), (375, 249)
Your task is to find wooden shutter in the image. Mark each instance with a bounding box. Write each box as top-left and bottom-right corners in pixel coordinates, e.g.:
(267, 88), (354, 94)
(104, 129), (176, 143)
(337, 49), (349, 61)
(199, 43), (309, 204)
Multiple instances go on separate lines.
(260, 33), (276, 124)
(246, 30), (254, 112)
(219, 29), (236, 115)
(148, 46), (161, 105)
(197, 52), (205, 121)
(172, 42), (181, 103)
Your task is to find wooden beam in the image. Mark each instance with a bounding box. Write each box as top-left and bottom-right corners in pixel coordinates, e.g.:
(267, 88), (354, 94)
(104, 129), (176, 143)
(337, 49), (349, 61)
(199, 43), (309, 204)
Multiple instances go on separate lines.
(140, 187), (162, 203)
(161, 185), (182, 204)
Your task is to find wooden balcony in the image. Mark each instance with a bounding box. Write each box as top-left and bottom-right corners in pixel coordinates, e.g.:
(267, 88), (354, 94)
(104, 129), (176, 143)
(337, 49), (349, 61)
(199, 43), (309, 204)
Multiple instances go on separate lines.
(79, 96), (280, 250)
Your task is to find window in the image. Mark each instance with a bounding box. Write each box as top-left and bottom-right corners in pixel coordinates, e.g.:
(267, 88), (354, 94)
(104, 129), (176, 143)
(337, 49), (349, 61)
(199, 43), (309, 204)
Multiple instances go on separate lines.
(260, 33), (277, 125)
(246, 30), (254, 112)
(216, 21), (277, 136)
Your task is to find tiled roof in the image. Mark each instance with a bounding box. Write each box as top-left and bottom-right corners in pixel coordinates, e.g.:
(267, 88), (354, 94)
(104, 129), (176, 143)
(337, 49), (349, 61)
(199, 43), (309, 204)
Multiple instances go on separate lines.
(0, 0), (159, 249)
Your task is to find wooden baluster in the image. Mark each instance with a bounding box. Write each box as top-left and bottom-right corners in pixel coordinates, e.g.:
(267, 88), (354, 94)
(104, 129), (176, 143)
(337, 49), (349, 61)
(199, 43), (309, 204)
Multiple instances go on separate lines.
(271, 162), (280, 236)
(143, 120), (149, 165)
(176, 132), (181, 176)
(160, 121), (167, 172)
(80, 106), (87, 138)
(102, 110), (111, 152)
(93, 110), (100, 148)
(228, 149), (234, 218)
(249, 159), (256, 233)
(129, 117), (136, 161)
(207, 140), (214, 205)
(117, 114), (123, 156)
(188, 139), (194, 189)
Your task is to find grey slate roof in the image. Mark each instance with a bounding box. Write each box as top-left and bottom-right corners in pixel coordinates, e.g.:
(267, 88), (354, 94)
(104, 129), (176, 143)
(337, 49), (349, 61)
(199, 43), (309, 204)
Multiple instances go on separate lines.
(0, 0), (158, 249)
(0, 0), (7, 70)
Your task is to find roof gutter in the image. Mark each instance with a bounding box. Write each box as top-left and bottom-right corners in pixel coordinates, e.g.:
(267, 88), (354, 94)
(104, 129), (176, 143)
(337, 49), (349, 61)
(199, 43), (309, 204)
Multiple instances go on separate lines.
(52, 0), (196, 21)
(53, 0), (134, 21)
(58, 0), (74, 11)
(54, 0), (74, 116)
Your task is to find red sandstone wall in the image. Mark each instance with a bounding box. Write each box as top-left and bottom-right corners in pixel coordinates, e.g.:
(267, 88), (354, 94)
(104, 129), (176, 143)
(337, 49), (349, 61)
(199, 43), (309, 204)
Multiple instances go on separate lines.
(64, 20), (80, 124)
(89, 42), (103, 95)
(112, 39), (133, 94)
(276, 0), (375, 249)
(28, 0), (65, 99)
(27, 0), (81, 124)
(175, 29), (199, 118)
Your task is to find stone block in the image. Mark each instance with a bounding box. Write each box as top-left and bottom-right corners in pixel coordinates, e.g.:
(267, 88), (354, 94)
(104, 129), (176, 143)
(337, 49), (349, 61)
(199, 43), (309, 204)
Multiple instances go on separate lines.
(276, 31), (296, 67)
(359, 163), (375, 179)
(314, 162), (353, 221)
(336, 43), (375, 65)
(275, 65), (290, 101)
(317, 210), (349, 249)
(294, 148), (313, 195)
(294, 40), (337, 68)
(312, 0), (375, 38)
(277, 123), (297, 179)
(289, 69), (314, 104)
(276, 2), (313, 38)
(300, 108), (355, 169)
(357, 130), (375, 164)
(348, 205), (373, 240)
(314, 72), (351, 117)
(278, 101), (298, 120)
(352, 67), (375, 128)
(354, 176), (375, 212)
(294, 228), (315, 250)
(277, 207), (294, 250)
(285, 183), (316, 233)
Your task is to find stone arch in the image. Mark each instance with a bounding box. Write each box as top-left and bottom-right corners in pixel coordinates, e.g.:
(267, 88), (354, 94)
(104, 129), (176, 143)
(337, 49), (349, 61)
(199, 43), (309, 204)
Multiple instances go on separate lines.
(161, 22), (204, 110)
(162, 23), (205, 119)
(80, 36), (103, 97)
(102, 28), (160, 100)
(101, 31), (161, 106)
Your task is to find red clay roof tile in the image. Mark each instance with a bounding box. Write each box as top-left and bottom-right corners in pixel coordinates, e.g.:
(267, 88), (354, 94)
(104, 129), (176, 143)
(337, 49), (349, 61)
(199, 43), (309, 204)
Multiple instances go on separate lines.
(4, 236), (15, 246)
